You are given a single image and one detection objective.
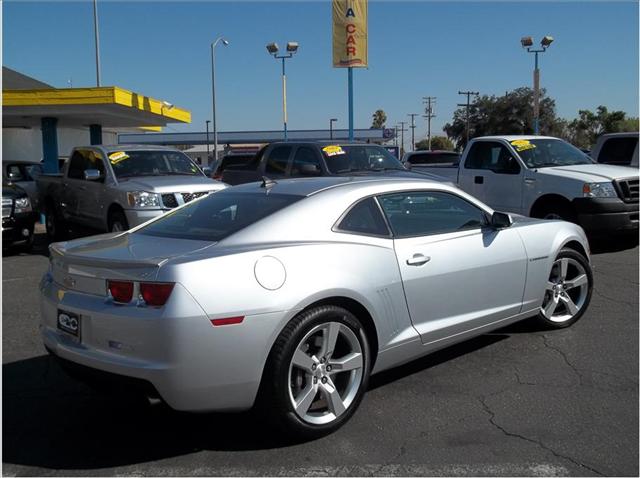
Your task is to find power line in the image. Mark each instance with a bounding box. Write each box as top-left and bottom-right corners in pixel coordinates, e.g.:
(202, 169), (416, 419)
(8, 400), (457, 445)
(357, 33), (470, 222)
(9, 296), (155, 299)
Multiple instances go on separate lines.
(422, 96), (436, 150)
(407, 113), (419, 152)
(457, 90), (479, 144)
(396, 121), (408, 155)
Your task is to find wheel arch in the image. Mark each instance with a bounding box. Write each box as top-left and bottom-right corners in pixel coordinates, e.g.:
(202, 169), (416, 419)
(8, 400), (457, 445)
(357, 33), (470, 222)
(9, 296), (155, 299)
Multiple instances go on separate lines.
(530, 194), (574, 218)
(561, 240), (589, 261)
(106, 202), (126, 230)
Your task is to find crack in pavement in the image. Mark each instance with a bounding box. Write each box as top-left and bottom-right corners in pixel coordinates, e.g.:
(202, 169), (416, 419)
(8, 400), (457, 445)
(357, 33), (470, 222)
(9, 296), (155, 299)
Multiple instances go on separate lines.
(540, 335), (584, 386)
(478, 395), (605, 476)
(592, 287), (637, 307)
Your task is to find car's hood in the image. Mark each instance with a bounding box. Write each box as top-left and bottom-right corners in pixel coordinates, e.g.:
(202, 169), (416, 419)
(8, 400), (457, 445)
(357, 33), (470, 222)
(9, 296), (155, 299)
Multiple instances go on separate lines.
(537, 164), (638, 182)
(115, 175), (226, 194)
(51, 231), (216, 268)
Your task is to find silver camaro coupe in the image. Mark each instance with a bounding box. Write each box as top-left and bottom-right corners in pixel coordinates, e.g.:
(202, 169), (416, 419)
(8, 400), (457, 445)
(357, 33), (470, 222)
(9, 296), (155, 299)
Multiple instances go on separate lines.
(41, 177), (593, 437)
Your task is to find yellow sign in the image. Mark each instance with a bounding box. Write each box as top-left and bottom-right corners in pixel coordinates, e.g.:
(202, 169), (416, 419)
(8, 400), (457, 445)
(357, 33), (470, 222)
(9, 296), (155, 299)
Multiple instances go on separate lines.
(510, 139), (536, 152)
(108, 151), (129, 164)
(332, 0), (368, 68)
(322, 145), (346, 156)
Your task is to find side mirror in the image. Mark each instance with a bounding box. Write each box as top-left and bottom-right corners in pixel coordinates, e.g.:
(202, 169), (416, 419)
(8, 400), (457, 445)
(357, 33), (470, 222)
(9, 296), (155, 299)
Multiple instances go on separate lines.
(404, 162), (412, 170)
(299, 164), (321, 176)
(84, 169), (102, 181)
(202, 166), (212, 176)
(490, 211), (512, 229)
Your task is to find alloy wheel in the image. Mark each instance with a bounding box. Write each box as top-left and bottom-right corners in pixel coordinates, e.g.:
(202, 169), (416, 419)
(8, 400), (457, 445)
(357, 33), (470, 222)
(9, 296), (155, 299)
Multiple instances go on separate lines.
(287, 321), (364, 425)
(541, 257), (589, 323)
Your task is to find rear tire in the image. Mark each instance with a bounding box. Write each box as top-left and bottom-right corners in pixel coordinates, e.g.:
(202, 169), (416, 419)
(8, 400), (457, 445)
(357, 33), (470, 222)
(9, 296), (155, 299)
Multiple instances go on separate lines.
(45, 203), (67, 242)
(108, 210), (129, 232)
(536, 248), (593, 329)
(259, 305), (371, 439)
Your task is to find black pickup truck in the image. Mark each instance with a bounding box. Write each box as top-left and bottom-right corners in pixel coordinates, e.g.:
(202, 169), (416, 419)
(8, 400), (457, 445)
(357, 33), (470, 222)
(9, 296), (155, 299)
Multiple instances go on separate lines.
(221, 142), (448, 185)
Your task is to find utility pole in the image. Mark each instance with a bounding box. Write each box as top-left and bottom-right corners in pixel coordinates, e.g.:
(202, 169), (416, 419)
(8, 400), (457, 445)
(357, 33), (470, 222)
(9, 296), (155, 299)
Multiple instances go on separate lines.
(93, 0), (101, 86)
(422, 96), (436, 150)
(397, 121), (408, 156)
(458, 91), (479, 145)
(407, 113), (419, 152)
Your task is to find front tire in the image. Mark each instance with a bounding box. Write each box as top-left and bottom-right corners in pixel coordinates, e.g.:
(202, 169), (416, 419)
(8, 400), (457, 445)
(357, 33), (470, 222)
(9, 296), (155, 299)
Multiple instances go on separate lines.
(45, 203), (66, 242)
(260, 305), (371, 439)
(108, 210), (129, 232)
(536, 248), (593, 328)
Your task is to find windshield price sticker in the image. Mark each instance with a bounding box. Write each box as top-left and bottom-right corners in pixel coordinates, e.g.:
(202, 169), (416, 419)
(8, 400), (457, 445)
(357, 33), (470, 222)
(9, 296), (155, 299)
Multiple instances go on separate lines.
(108, 151), (130, 164)
(510, 140), (536, 152)
(322, 145), (346, 156)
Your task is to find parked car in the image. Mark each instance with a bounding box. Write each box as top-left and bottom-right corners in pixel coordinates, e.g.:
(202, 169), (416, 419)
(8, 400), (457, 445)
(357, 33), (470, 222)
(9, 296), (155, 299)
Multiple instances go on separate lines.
(414, 136), (639, 235)
(402, 150), (461, 170)
(37, 145), (226, 240)
(2, 182), (38, 249)
(210, 152), (257, 180)
(3, 160), (43, 210)
(590, 132), (639, 168)
(221, 142), (448, 185)
(41, 176), (592, 438)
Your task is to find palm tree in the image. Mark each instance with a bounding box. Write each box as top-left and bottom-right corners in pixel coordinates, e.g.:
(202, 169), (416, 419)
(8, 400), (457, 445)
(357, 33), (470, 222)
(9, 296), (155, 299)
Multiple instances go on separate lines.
(371, 109), (387, 129)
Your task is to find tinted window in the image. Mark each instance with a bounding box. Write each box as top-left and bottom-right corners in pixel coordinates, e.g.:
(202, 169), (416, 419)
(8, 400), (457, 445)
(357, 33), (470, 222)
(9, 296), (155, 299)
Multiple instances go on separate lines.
(291, 147), (322, 176)
(337, 197), (390, 236)
(265, 146), (292, 175)
(67, 152), (85, 179)
(408, 152), (459, 165)
(323, 145), (405, 174)
(24, 164), (43, 180)
(6, 165), (24, 181)
(598, 137), (638, 165)
(137, 192), (302, 242)
(83, 150), (105, 177)
(465, 141), (520, 173)
(378, 191), (486, 238)
(110, 150), (202, 179)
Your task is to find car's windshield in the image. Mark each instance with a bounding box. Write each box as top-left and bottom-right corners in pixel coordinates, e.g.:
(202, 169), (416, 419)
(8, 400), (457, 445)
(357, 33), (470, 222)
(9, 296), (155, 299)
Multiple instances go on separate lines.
(513, 139), (594, 168)
(322, 145), (405, 174)
(136, 191), (303, 242)
(109, 150), (203, 179)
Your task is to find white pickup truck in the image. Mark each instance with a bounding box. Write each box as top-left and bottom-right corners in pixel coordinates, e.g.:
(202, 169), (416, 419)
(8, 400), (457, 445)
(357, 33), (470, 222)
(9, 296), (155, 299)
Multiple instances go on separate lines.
(414, 135), (639, 235)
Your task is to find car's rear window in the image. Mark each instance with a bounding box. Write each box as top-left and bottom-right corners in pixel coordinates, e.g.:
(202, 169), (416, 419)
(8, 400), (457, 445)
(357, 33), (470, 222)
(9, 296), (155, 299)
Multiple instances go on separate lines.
(407, 152), (460, 165)
(136, 192), (303, 242)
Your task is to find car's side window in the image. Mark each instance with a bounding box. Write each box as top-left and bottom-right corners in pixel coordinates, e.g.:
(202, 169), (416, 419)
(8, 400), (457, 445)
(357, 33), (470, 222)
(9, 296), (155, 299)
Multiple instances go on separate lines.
(336, 197), (390, 237)
(291, 147), (322, 176)
(465, 141), (520, 174)
(6, 165), (24, 181)
(599, 137), (638, 165)
(265, 146), (292, 175)
(377, 191), (487, 238)
(67, 151), (85, 179)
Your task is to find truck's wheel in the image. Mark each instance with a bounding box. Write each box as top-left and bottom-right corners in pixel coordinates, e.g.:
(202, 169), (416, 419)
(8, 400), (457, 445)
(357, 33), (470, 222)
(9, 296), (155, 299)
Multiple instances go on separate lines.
(45, 204), (66, 242)
(108, 210), (129, 232)
(533, 203), (576, 223)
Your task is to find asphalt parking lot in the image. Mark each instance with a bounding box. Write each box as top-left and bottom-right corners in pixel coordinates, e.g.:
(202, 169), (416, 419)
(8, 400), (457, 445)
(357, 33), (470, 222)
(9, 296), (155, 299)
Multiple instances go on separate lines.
(2, 232), (638, 477)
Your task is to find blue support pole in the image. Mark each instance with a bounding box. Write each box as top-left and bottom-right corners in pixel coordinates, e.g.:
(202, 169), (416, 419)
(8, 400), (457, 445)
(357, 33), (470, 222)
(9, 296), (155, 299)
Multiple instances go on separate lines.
(348, 67), (354, 142)
(41, 117), (59, 174)
(533, 51), (540, 135)
(89, 124), (103, 145)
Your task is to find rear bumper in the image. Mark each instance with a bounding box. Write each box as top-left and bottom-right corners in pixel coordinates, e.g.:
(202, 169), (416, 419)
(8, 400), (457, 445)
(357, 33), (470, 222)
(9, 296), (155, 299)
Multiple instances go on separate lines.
(40, 273), (286, 412)
(572, 198), (639, 233)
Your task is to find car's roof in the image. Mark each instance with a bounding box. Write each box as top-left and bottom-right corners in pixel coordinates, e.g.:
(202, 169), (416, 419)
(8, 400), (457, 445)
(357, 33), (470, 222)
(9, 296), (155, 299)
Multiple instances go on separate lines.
(269, 141), (375, 147)
(599, 132), (639, 139)
(474, 135), (560, 141)
(89, 144), (181, 152)
(226, 176), (441, 198)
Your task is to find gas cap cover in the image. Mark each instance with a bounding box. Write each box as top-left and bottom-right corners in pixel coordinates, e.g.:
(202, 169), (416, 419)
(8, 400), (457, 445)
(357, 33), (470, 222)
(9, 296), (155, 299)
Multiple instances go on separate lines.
(254, 256), (286, 290)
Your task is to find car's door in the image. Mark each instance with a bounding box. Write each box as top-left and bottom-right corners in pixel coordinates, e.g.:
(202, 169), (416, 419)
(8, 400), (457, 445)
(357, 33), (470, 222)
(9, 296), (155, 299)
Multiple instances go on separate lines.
(74, 149), (107, 229)
(377, 190), (528, 345)
(290, 146), (323, 177)
(458, 141), (524, 214)
(62, 151), (86, 221)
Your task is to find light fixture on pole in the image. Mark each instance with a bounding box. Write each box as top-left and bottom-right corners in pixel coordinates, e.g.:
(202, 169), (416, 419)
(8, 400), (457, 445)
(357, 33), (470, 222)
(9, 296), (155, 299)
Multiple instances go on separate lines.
(211, 36), (229, 162)
(329, 118), (338, 140)
(521, 35), (554, 135)
(266, 41), (299, 141)
(205, 120), (211, 161)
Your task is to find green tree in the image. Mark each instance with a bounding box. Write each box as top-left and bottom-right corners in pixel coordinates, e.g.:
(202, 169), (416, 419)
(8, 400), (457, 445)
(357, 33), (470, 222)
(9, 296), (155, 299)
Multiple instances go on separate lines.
(371, 109), (387, 129)
(617, 117), (640, 132)
(443, 87), (563, 149)
(566, 106), (631, 148)
(415, 136), (454, 151)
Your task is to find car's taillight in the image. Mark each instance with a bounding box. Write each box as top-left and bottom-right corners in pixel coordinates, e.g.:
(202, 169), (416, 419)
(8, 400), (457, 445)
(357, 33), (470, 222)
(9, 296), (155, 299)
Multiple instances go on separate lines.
(140, 282), (175, 306)
(210, 316), (245, 326)
(108, 280), (134, 303)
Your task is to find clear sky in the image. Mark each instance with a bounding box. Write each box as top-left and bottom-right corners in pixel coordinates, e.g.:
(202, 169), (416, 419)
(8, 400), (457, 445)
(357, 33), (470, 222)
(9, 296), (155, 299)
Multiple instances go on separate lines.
(3, 1), (639, 140)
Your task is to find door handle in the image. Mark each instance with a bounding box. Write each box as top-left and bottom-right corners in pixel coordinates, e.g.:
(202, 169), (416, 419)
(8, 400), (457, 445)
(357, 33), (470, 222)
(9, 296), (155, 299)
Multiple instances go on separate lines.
(406, 254), (431, 266)
(474, 176), (484, 184)
(524, 178), (536, 184)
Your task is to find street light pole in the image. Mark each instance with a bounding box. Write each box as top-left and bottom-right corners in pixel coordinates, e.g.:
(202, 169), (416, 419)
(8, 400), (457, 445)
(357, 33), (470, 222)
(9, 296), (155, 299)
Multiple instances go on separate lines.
(205, 120), (211, 162)
(211, 37), (229, 162)
(521, 35), (554, 135)
(329, 118), (338, 140)
(266, 42), (299, 142)
(92, 0), (101, 86)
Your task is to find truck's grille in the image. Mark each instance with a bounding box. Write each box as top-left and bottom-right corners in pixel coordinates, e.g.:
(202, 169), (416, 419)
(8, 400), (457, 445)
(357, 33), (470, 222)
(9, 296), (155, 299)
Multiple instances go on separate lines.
(181, 192), (208, 203)
(161, 192), (210, 209)
(161, 194), (179, 208)
(2, 198), (13, 218)
(614, 178), (639, 203)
